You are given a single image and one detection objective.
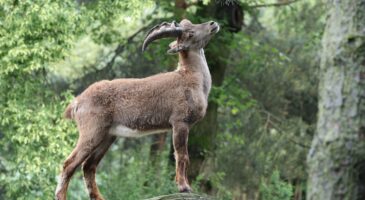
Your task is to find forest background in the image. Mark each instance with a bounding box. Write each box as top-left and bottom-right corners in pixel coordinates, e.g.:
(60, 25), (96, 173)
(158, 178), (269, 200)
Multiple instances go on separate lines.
(1, 0), (363, 200)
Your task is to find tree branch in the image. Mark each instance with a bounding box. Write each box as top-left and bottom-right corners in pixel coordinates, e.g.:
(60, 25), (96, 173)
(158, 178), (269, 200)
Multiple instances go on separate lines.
(71, 24), (150, 94)
(249, 0), (301, 8)
(104, 25), (149, 71)
(260, 109), (311, 149)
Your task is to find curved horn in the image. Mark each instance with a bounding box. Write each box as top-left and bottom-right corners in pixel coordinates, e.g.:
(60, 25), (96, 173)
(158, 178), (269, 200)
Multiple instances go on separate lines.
(142, 21), (183, 52)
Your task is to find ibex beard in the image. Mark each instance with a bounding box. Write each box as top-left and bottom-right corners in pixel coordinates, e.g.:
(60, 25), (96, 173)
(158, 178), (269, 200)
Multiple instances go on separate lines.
(55, 19), (219, 200)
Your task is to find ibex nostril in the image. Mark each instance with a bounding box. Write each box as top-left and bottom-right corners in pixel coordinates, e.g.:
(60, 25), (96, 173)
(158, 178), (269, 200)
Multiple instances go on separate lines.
(210, 21), (215, 26)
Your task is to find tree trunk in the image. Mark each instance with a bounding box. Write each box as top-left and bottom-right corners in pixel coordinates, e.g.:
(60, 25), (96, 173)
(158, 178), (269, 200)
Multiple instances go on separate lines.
(307, 0), (365, 199)
(187, 58), (226, 180)
(186, 1), (242, 189)
(150, 133), (168, 165)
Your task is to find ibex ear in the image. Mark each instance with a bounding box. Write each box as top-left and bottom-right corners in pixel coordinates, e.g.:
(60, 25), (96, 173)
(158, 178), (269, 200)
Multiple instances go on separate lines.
(167, 40), (186, 54)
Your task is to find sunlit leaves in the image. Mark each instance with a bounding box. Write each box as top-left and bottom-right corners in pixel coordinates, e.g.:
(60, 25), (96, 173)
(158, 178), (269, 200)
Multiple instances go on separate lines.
(84, 0), (154, 44)
(0, 0), (82, 74)
(0, 0), (152, 198)
(0, 86), (77, 199)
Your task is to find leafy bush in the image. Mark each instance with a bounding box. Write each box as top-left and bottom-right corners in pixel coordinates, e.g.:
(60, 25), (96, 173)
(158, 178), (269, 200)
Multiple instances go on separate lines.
(0, 86), (77, 199)
(0, 1), (153, 199)
(259, 170), (293, 200)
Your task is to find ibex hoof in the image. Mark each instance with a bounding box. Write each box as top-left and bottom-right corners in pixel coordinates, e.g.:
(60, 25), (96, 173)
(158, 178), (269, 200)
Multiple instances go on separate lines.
(178, 185), (192, 193)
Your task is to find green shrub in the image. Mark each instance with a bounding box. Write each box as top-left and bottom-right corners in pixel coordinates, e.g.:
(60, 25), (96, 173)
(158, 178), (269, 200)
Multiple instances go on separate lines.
(259, 170), (293, 200)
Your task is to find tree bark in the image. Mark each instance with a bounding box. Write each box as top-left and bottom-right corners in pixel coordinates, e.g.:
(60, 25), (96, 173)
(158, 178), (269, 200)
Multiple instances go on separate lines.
(307, 0), (365, 199)
(186, 1), (242, 190)
(187, 55), (226, 181)
(150, 133), (168, 165)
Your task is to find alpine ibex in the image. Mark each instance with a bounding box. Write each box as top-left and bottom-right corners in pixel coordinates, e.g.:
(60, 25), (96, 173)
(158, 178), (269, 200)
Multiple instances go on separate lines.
(55, 19), (220, 200)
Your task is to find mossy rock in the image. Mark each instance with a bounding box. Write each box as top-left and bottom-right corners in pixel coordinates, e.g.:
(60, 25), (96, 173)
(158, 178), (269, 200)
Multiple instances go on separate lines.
(145, 193), (212, 200)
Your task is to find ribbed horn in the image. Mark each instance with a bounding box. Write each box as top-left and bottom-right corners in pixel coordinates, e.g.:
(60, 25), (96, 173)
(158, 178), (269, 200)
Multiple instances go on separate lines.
(142, 21), (183, 52)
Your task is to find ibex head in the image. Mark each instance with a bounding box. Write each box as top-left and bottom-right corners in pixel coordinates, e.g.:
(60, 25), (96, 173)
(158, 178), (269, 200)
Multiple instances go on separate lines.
(142, 19), (220, 53)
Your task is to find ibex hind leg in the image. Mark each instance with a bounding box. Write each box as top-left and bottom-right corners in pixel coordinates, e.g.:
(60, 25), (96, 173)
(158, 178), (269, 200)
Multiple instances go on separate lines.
(82, 135), (116, 200)
(55, 118), (109, 200)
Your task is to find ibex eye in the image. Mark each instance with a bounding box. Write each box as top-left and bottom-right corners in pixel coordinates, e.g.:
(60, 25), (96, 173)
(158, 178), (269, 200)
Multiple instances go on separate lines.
(188, 31), (194, 38)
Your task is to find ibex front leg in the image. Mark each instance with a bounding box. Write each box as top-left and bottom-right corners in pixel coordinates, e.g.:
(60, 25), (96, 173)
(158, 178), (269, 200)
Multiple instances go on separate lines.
(172, 122), (192, 192)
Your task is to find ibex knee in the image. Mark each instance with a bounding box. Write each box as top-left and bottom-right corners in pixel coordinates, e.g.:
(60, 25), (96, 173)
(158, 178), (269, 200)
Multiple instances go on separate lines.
(175, 152), (189, 162)
(82, 161), (96, 172)
(173, 123), (189, 134)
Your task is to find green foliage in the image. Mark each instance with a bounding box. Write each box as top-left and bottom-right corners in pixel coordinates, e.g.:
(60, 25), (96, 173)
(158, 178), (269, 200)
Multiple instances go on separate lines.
(0, 0), (153, 199)
(83, 0), (154, 44)
(194, 172), (233, 200)
(0, 0), (325, 199)
(0, 1), (82, 199)
(0, 0), (83, 74)
(259, 170), (293, 200)
(206, 1), (324, 197)
(0, 89), (77, 199)
(211, 31), (310, 190)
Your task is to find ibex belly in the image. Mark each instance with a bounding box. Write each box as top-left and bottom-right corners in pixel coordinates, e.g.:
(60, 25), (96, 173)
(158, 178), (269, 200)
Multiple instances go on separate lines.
(109, 124), (170, 138)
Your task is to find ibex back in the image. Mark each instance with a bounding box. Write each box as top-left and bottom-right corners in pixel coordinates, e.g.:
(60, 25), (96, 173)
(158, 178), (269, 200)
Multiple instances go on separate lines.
(55, 19), (220, 200)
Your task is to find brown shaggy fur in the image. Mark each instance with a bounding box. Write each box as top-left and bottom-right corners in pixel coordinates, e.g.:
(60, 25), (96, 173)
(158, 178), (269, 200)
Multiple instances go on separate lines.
(55, 19), (219, 200)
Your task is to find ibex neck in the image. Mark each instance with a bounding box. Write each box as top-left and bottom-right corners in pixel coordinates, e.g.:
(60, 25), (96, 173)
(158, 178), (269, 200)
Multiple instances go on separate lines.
(177, 49), (212, 98)
(178, 50), (206, 71)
